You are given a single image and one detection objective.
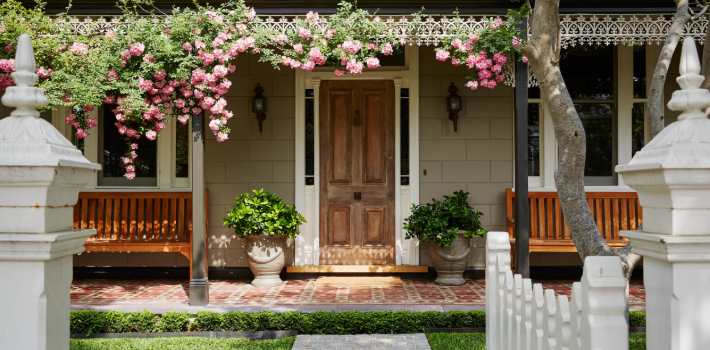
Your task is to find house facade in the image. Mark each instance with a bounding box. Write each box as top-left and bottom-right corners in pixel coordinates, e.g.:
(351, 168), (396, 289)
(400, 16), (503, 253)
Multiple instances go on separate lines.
(4, 0), (703, 277)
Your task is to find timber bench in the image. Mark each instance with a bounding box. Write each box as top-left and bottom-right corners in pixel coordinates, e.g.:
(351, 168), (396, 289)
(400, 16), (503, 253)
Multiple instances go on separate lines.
(505, 188), (640, 253)
(73, 191), (207, 278)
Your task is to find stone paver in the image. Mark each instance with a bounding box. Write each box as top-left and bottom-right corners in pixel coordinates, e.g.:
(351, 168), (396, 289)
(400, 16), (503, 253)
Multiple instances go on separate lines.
(292, 334), (431, 350)
(70, 276), (646, 311)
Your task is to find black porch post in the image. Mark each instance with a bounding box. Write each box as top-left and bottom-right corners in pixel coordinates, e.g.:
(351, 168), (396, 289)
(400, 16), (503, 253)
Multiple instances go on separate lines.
(514, 17), (530, 277)
(189, 113), (209, 305)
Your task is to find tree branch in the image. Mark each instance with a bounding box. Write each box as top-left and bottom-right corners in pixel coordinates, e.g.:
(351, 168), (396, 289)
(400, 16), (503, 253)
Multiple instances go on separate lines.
(647, 0), (691, 138)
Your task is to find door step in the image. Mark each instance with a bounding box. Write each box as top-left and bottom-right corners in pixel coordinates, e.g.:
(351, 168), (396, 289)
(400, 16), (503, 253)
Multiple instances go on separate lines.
(286, 265), (429, 274)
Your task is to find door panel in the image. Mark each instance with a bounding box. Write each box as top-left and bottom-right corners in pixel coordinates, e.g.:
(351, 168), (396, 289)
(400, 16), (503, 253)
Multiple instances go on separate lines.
(320, 80), (395, 265)
(329, 92), (352, 184)
(363, 91), (386, 184)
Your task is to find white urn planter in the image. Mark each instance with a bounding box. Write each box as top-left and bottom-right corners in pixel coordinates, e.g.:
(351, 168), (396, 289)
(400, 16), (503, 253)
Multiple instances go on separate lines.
(245, 235), (287, 288)
(427, 231), (472, 285)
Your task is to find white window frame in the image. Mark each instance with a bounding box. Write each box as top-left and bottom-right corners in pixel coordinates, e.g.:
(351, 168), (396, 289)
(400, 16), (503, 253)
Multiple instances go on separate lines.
(51, 107), (192, 190)
(530, 44), (654, 191)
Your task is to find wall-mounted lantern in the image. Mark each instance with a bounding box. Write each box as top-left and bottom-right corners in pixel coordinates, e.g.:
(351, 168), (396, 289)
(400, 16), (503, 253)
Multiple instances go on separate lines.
(252, 83), (267, 132)
(446, 82), (462, 132)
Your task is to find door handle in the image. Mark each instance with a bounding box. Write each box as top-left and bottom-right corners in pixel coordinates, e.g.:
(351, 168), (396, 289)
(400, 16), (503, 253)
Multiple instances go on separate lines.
(354, 192), (362, 201)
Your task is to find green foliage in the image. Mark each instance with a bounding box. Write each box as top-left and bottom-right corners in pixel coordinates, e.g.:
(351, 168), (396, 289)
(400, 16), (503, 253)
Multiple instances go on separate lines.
(0, 0), (61, 65)
(69, 336), (295, 350)
(224, 189), (305, 239)
(70, 310), (487, 336)
(404, 191), (486, 247)
(629, 310), (645, 328)
(426, 333), (646, 350)
(426, 332), (487, 350)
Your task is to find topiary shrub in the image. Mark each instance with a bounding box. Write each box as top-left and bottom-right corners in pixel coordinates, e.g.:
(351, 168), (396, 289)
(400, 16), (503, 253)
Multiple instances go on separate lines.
(223, 189), (305, 239)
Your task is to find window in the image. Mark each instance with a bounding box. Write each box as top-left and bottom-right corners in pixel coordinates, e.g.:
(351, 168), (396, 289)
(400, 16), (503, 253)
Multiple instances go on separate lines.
(400, 88), (410, 185)
(175, 120), (189, 178)
(305, 88), (315, 185)
(528, 87), (541, 178)
(632, 46), (647, 156)
(98, 104), (157, 187)
(561, 46), (617, 185)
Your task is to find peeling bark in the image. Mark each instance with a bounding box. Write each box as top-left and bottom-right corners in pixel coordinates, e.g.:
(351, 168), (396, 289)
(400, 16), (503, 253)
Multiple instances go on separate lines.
(647, 0), (690, 138)
(525, 0), (639, 278)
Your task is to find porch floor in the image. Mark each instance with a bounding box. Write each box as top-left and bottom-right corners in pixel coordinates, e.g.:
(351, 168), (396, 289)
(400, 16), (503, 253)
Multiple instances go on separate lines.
(71, 276), (646, 312)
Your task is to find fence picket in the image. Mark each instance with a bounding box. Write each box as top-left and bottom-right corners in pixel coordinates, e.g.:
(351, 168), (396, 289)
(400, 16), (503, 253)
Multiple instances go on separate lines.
(485, 231), (628, 350)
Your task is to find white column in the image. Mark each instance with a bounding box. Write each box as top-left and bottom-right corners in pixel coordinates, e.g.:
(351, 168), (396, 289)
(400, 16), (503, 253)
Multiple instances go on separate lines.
(617, 37), (710, 350)
(0, 34), (98, 350)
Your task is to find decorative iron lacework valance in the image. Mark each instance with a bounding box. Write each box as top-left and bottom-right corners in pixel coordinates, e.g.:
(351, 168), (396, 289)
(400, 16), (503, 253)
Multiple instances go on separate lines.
(61, 13), (709, 87)
(64, 13), (708, 46)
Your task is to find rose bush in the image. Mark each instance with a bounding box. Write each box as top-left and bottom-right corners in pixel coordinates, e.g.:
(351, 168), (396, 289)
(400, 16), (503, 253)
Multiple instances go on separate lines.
(255, 1), (401, 76)
(0, 0), (525, 179)
(432, 7), (528, 91)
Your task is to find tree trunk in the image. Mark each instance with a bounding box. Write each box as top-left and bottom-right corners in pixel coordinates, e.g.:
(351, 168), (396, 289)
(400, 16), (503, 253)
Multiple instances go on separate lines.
(647, 0), (690, 138)
(524, 0), (638, 276)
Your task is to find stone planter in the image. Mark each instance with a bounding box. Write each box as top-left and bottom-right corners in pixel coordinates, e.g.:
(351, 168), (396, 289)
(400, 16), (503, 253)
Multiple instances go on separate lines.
(245, 235), (286, 288)
(427, 232), (472, 285)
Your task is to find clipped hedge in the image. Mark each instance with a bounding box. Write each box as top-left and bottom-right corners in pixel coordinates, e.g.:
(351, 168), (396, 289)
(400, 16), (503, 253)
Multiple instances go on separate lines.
(71, 310), (486, 336)
(70, 310), (646, 336)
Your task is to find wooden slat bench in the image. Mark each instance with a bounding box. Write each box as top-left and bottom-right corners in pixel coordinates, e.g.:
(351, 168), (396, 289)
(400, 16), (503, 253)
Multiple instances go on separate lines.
(505, 189), (641, 253)
(73, 191), (207, 278)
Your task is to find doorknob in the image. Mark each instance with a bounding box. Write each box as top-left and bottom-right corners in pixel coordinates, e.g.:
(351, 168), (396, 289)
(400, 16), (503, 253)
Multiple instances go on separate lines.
(354, 192), (362, 201)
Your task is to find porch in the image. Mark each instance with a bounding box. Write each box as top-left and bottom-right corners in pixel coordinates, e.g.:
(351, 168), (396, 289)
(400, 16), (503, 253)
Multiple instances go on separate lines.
(70, 275), (646, 312)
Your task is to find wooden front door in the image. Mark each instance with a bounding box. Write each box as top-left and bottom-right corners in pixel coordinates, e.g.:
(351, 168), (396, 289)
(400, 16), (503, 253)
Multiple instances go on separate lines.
(319, 80), (395, 265)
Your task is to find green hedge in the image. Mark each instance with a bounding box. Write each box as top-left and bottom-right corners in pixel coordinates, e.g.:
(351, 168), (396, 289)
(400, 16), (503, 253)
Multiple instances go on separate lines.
(70, 310), (646, 336)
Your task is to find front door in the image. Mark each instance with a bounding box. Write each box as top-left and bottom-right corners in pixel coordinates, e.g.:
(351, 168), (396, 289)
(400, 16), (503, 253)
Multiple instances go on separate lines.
(319, 80), (395, 265)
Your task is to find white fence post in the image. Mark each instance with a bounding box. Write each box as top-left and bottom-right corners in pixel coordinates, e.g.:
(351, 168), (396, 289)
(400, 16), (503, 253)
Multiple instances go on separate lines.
(617, 37), (710, 350)
(486, 232), (628, 350)
(0, 34), (99, 350)
(486, 231), (510, 350)
(580, 256), (628, 350)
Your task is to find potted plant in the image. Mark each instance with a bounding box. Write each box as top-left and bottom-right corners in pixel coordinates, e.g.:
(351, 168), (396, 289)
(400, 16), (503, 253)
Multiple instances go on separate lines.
(404, 191), (486, 285)
(224, 189), (305, 288)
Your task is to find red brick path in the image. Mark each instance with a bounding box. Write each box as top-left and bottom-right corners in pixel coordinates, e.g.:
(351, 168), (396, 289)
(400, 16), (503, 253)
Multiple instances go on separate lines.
(71, 276), (645, 309)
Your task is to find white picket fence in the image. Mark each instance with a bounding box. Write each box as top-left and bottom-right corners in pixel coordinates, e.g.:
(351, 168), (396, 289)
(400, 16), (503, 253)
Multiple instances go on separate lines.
(485, 231), (629, 350)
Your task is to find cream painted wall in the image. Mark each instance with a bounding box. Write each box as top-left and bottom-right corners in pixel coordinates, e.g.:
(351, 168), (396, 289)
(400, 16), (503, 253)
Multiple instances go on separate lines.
(417, 47), (514, 268)
(206, 54), (296, 268)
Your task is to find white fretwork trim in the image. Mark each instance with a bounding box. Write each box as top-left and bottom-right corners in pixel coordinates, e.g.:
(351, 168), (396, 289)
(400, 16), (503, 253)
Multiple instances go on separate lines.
(63, 13), (708, 46)
(60, 13), (708, 88)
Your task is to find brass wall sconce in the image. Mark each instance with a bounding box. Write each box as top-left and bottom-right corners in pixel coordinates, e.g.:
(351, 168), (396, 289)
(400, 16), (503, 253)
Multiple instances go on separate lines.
(252, 83), (267, 132)
(446, 82), (462, 132)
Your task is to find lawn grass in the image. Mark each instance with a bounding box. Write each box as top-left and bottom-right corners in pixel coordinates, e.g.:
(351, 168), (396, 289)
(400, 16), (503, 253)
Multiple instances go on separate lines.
(426, 333), (647, 350)
(69, 337), (295, 350)
(70, 333), (646, 349)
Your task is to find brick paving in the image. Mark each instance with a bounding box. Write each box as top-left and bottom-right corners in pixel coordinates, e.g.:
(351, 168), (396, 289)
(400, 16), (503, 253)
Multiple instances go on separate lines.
(71, 276), (646, 310)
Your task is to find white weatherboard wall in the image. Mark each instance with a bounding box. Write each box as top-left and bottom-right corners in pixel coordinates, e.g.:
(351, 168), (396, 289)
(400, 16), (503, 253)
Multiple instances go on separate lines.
(419, 47), (513, 268)
(618, 37), (710, 350)
(0, 35), (98, 350)
(485, 232), (628, 350)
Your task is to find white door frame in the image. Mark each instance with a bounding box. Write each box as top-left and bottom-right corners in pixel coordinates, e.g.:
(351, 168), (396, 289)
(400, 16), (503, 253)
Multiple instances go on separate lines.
(294, 46), (420, 266)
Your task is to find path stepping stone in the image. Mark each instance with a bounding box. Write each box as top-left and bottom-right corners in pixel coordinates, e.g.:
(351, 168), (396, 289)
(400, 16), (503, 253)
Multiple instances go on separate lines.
(292, 333), (431, 350)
